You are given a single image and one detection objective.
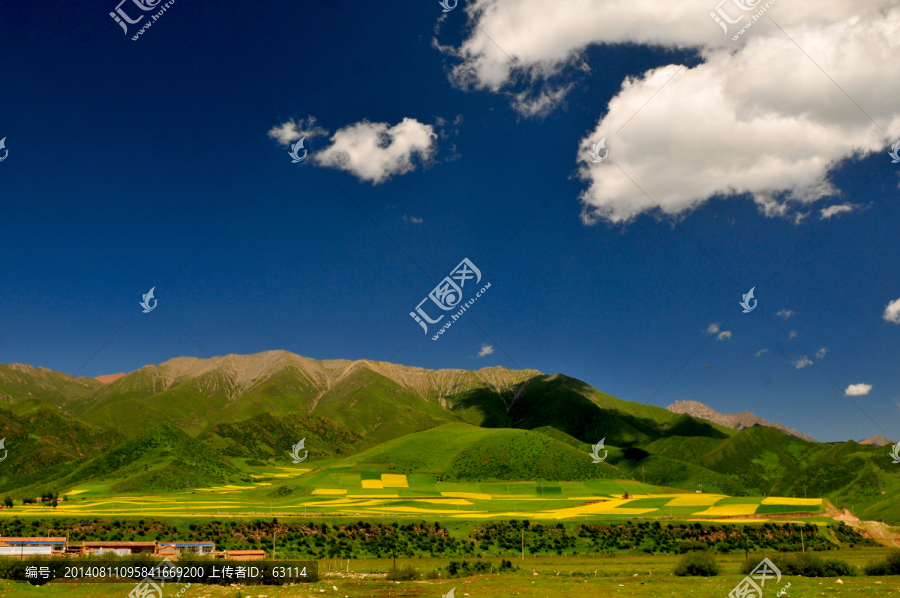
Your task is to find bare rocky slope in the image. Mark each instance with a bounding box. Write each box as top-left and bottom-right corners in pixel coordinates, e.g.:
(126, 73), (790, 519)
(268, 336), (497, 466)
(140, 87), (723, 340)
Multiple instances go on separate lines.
(859, 435), (895, 447)
(666, 399), (818, 443)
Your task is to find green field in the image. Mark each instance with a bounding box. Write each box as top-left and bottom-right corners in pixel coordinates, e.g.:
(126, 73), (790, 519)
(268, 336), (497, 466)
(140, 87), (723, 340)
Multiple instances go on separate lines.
(2, 552), (899, 598)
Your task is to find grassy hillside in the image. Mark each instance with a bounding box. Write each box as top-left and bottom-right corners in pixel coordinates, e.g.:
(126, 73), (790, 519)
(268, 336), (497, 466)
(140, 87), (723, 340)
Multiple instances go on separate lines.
(315, 423), (625, 482)
(0, 363), (102, 409)
(0, 406), (123, 492)
(454, 374), (731, 446)
(4, 425), (250, 498)
(199, 413), (363, 460)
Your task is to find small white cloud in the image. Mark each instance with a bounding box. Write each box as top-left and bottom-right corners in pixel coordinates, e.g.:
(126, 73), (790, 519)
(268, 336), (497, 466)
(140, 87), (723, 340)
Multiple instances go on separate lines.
(314, 118), (437, 185)
(755, 348), (769, 357)
(478, 344), (494, 358)
(267, 116), (329, 146)
(789, 331), (799, 339)
(511, 85), (572, 118)
(845, 383), (873, 396)
(717, 331), (732, 341)
(884, 296), (900, 324)
(403, 215), (423, 224)
(793, 356), (813, 369)
(775, 309), (794, 320)
(706, 323), (720, 335)
(816, 347), (828, 360)
(820, 203), (856, 219)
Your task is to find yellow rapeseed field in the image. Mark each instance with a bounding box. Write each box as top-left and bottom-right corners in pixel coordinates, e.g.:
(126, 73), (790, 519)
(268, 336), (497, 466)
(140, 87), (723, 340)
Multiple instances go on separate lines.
(440, 492), (491, 500)
(381, 474), (409, 488)
(665, 494), (725, 506)
(695, 504), (759, 516)
(761, 497), (822, 505)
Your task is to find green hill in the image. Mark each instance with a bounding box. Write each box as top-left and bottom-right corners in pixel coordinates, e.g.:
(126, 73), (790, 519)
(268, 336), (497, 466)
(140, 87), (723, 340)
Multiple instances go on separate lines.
(52, 425), (248, 494)
(199, 413), (363, 461)
(0, 406), (123, 493)
(317, 423), (624, 482)
(454, 373), (732, 446)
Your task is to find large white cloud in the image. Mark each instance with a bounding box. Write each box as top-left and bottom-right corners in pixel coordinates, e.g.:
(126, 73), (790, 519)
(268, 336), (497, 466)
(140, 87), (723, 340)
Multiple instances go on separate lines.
(313, 118), (437, 185)
(444, 0), (900, 223)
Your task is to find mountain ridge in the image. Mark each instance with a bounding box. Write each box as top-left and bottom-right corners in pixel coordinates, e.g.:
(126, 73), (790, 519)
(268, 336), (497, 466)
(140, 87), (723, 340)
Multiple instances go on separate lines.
(666, 399), (818, 443)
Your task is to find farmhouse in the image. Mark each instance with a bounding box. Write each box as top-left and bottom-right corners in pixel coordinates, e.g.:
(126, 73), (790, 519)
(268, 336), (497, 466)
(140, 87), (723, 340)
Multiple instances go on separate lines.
(0, 537), (66, 556)
(157, 541), (216, 556)
(82, 541), (157, 556)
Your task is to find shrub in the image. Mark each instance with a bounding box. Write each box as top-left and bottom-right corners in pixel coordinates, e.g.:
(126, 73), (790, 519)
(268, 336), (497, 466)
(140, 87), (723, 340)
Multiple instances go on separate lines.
(679, 539), (708, 553)
(742, 553), (855, 578)
(673, 551), (720, 576)
(387, 565), (420, 581)
(864, 551), (900, 576)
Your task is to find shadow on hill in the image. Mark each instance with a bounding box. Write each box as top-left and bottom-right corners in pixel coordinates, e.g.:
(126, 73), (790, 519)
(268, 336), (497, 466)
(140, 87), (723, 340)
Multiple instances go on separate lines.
(450, 373), (727, 446)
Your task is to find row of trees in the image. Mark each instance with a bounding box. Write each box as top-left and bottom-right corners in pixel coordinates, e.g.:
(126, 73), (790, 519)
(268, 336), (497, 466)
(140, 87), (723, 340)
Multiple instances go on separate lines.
(2, 492), (64, 508)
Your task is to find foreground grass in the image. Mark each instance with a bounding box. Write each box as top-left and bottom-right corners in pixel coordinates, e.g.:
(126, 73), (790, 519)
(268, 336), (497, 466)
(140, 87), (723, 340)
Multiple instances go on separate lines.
(1, 553), (899, 598)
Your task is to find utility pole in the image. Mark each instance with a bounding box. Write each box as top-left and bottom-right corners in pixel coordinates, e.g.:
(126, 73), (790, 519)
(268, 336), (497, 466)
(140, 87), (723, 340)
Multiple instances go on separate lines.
(521, 529), (524, 561)
(273, 531), (276, 560)
(800, 529), (805, 552)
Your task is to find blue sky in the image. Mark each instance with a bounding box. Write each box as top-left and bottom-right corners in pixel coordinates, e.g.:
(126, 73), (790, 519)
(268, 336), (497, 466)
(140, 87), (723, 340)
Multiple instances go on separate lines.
(1, 0), (899, 442)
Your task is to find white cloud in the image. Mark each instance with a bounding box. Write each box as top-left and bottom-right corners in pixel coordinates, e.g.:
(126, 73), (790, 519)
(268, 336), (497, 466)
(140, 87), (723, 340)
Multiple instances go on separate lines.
(512, 85), (572, 118)
(793, 356), (813, 369)
(816, 347), (828, 359)
(446, 1), (900, 224)
(706, 323), (720, 334)
(755, 348), (769, 357)
(267, 116), (329, 145)
(775, 309), (794, 320)
(447, 0), (889, 93)
(884, 296), (900, 324)
(403, 215), (424, 224)
(311, 118), (437, 185)
(845, 383), (873, 396)
(478, 344), (495, 357)
(717, 331), (732, 341)
(820, 203), (856, 219)
(789, 331), (799, 339)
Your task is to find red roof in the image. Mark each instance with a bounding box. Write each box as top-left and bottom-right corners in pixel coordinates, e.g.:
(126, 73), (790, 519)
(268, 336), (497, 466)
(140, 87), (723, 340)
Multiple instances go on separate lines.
(83, 541), (156, 548)
(0, 537), (66, 542)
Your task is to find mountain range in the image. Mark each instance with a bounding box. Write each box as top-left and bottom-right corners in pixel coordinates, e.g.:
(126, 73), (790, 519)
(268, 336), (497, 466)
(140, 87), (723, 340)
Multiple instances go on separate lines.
(1, 351), (898, 522)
